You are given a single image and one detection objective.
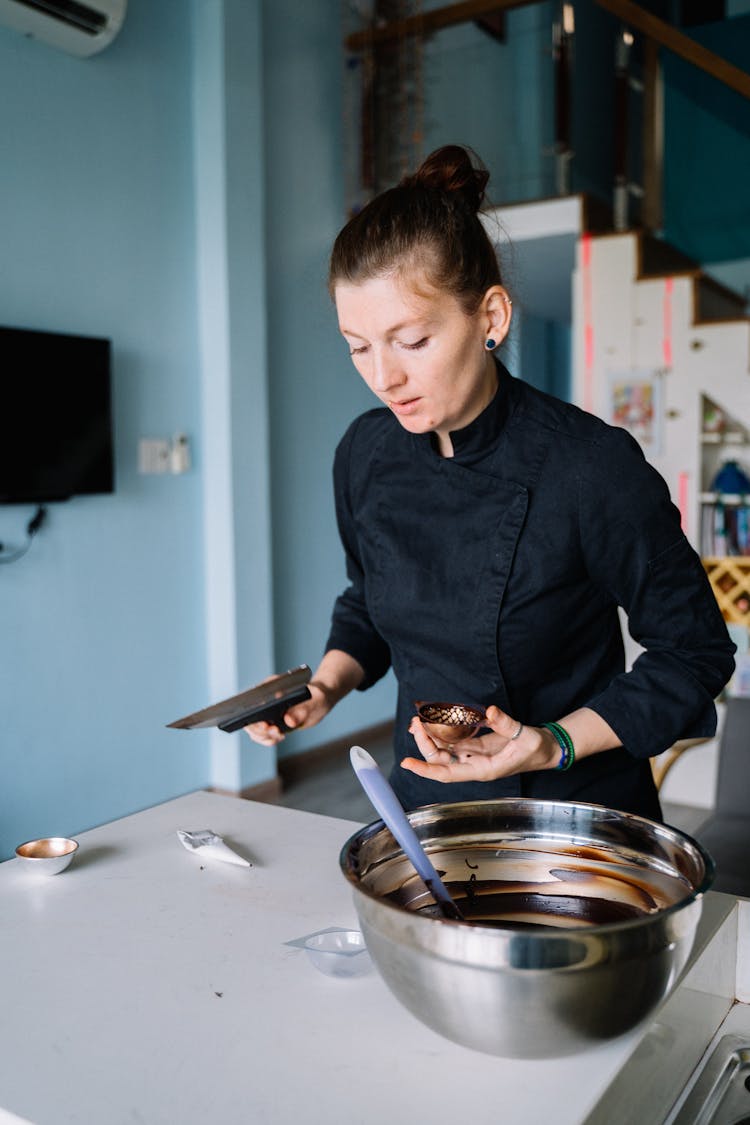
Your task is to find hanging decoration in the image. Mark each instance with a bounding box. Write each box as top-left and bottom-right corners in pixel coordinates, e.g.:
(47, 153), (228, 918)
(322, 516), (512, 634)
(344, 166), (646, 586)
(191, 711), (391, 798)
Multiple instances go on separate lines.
(607, 368), (664, 456)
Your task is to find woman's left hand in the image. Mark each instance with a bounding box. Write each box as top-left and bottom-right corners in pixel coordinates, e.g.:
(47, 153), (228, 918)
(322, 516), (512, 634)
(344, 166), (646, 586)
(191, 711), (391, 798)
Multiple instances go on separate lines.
(402, 705), (560, 782)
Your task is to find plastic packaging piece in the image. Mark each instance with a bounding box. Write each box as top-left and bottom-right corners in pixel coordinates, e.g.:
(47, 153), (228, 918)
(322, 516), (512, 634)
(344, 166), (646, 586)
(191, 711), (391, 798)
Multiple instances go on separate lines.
(176, 829), (251, 867)
(304, 930), (372, 978)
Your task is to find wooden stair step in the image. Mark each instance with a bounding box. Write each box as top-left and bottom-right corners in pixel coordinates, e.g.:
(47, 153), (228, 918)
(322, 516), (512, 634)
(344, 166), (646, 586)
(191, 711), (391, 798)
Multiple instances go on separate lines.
(580, 194), (614, 234)
(631, 230), (748, 324)
(637, 230), (699, 278)
(694, 274), (749, 323)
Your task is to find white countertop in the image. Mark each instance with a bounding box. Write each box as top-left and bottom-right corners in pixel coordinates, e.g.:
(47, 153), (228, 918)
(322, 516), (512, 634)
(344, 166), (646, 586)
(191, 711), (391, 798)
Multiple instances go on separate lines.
(0, 791), (745, 1125)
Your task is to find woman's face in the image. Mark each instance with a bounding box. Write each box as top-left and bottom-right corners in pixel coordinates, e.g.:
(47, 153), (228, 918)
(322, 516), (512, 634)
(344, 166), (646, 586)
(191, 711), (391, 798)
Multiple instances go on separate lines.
(334, 270), (509, 456)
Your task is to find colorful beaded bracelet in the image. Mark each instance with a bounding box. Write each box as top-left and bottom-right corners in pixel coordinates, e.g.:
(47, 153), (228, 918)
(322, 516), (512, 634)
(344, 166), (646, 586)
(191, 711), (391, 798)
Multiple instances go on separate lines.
(542, 721), (575, 771)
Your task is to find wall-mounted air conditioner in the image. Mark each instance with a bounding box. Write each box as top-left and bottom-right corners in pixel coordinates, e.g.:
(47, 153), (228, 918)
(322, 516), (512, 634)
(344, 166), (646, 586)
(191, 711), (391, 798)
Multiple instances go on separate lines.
(0, 0), (126, 57)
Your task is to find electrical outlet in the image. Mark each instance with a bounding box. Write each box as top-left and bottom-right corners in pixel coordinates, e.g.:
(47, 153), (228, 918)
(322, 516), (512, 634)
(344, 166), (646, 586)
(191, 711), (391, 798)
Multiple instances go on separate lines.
(170, 433), (191, 474)
(138, 438), (171, 474)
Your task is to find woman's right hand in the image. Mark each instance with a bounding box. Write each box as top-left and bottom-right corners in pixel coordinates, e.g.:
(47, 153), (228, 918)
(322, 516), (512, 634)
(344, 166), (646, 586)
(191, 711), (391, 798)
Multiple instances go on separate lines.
(244, 650), (365, 747)
(243, 680), (334, 746)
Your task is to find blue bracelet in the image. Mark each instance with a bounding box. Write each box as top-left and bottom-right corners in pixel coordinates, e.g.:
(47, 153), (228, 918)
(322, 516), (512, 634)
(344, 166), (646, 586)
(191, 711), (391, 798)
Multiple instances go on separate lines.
(542, 721), (575, 771)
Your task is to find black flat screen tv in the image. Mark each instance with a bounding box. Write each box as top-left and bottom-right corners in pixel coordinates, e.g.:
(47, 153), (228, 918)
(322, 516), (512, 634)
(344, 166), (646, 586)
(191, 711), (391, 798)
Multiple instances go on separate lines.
(0, 325), (114, 503)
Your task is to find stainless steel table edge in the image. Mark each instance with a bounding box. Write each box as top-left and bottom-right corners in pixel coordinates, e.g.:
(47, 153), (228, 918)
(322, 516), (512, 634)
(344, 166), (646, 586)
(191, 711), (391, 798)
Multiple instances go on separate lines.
(584, 893), (741, 1125)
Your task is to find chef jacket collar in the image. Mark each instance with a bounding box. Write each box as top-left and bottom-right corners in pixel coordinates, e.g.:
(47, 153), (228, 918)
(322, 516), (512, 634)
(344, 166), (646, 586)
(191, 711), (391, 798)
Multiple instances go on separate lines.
(418, 359), (512, 462)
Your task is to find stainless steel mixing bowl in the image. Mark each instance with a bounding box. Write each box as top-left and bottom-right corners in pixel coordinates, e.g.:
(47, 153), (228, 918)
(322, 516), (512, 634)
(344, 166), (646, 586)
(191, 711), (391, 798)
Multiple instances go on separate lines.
(340, 798), (714, 1058)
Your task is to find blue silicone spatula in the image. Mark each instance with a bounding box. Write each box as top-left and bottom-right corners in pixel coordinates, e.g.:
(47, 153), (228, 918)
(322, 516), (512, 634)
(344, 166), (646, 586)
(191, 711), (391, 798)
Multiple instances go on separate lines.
(349, 745), (464, 921)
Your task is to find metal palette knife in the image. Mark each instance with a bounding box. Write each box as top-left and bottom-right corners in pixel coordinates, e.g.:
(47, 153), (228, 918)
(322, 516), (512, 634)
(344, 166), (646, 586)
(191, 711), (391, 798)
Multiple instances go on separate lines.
(167, 665), (312, 733)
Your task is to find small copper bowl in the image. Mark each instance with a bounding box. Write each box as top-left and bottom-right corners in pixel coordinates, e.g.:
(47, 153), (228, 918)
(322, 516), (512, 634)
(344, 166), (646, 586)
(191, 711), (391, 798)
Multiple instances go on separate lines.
(415, 701), (486, 745)
(15, 837), (79, 875)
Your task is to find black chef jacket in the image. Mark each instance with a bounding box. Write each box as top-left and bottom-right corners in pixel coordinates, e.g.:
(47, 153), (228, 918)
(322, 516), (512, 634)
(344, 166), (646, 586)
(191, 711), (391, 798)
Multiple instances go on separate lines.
(325, 362), (735, 818)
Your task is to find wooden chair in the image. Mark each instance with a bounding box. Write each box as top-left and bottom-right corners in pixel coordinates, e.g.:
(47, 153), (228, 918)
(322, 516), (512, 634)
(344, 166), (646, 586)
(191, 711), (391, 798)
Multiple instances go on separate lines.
(650, 736), (713, 791)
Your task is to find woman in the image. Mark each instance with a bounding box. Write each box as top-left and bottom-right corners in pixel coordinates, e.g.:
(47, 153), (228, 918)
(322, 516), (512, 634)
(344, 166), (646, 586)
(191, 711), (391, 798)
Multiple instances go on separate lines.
(248, 145), (735, 821)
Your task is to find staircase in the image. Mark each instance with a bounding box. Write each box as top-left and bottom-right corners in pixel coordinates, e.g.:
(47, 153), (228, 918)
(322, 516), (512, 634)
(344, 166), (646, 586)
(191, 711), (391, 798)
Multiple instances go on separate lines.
(571, 227), (750, 629)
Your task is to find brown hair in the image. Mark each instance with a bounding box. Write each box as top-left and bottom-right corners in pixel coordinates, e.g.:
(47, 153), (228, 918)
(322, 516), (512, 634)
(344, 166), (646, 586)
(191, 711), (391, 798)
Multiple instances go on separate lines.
(328, 145), (502, 313)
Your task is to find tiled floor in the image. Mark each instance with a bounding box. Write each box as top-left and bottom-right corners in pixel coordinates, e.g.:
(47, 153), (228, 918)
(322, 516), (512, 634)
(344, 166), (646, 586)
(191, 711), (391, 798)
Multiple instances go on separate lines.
(274, 729), (708, 836)
(275, 732), (393, 825)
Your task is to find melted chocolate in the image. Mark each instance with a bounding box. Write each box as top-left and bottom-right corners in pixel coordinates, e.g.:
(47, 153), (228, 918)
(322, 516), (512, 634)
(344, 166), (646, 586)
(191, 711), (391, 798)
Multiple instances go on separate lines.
(454, 889), (648, 928)
(400, 882), (652, 929)
(384, 844), (683, 930)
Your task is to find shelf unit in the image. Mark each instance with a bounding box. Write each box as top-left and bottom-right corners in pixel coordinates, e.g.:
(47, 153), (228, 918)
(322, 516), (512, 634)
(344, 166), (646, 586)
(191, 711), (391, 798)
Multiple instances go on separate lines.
(700, 397), (750, 626)
(702, 557), (750, 627)
(699, 494), (750, 558)
(700, 418), (749, 501)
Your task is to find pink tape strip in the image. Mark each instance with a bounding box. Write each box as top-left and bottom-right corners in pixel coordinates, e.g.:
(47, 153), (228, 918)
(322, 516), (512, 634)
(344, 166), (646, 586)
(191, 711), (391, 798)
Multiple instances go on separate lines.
(663, 277), (674, 369)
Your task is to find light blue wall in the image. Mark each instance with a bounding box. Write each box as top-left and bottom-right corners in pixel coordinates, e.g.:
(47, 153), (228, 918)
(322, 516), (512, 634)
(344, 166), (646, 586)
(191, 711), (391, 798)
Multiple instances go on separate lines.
(191, 0), (277, 791)
(263, 0), (397, 756)
(509, 311), (572, 403)
(0, 2), (209, 858)
(0, 0), (401, 854)
(422, 3), (555, 204)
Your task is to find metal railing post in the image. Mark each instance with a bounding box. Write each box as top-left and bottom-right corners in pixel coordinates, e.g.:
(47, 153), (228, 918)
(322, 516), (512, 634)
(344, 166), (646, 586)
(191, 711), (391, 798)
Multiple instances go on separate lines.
(553, 2), (575, 196)
(613, 27), (633, 230)
(642, 35), (664, 234)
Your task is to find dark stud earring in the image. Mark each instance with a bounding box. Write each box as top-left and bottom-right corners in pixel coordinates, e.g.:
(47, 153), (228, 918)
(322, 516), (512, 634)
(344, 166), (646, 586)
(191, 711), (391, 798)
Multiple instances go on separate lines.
(485, 338), (496, 351)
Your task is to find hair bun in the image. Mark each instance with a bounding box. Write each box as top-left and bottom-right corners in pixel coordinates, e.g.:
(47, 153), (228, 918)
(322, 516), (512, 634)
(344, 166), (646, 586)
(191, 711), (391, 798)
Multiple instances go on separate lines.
(405, 145), (489, 212)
